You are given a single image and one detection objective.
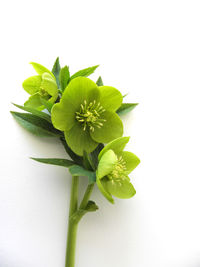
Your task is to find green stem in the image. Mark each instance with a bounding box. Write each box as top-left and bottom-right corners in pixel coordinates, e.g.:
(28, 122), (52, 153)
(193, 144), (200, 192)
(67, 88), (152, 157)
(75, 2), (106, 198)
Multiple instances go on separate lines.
(65, 176), (79, 267)
(79, 183), (94, 210)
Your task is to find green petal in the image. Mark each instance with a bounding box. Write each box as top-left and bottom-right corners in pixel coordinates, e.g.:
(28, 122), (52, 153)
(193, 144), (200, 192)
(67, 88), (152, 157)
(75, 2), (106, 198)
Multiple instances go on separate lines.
(62, 77), (100, 110)
(22, 75), (41, 95)
(121, 151), (140, 174)
(96, 150), (117, 179)
(41, 73), (58, 97)
(51, 101), (76, 131)
(90, 111), (123, 144)
(24, 93), (43, 110)
(98, 136), (130, 160)
(105, 178), (136, 199)
(30, 62), (54, 77)
(99, 86), (123, 112)
(96, 177), (114, 204)
(64, 122), (98, 156)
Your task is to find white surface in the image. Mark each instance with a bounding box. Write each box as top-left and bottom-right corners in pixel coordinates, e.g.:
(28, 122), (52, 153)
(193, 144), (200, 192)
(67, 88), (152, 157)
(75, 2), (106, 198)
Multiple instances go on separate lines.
(0, 0), (200, 266)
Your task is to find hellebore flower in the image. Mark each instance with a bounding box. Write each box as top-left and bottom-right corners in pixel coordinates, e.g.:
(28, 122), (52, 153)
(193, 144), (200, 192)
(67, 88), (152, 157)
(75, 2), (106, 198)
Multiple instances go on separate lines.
(51, 77), (123, 155)
(96, 137), (140, 203)
(22, 62), (58, 110)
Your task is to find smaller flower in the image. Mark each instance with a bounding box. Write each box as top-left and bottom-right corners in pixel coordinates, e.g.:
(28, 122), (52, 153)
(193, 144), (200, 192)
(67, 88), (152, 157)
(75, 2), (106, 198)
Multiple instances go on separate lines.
(22, 62), (58, 110)
(96, 137), (140, 203)
(51, 77), (123, 155)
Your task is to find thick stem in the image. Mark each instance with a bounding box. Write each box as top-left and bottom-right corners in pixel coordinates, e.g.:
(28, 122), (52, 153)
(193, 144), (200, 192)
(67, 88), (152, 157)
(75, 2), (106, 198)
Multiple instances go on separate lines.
(65, 176), (79, 267)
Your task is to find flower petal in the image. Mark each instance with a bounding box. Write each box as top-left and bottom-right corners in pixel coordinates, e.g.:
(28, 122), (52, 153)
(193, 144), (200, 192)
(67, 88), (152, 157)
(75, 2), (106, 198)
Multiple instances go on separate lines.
(30, 62), (54, 77)
(105, 178), (136, 199)
(22, 75), (42, 95)
(51, 100), (76, 131)
(64, 122), (98, 156)
(98, 136), (130, 160)
(96, 149), (118, 179)
(90, 111), (123, 144)
(40, 73), (58, 97)
(63, 77), (100, 110)
(24, 93), (43, 110)
(99, 86), (123, 112)
(121, 151), (140, 174)
(96, 177), (114, 204)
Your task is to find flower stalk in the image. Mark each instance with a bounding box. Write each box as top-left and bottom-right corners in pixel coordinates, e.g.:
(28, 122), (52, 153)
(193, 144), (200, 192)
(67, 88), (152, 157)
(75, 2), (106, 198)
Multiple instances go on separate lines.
(65, 176), (79, 267)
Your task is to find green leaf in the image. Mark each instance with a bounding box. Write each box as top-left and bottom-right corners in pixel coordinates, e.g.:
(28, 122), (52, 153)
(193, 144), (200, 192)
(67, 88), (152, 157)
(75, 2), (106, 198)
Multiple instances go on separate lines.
(98, 136), (130, 160)
(30, 62), (53, 77)
(96, 150), (117, 179)
(52, 57), (61, 88)
(69, 165), (96, 184)
(83, 151), (94, 171)
(12, 103), (51, 123)
(11, 112), (61, 137)
(117, 103), (138, 116)
(59, 66), (70, 92)
(99, 86), (123, 112)
(85, 200), (99, 212)
(123, 93), (128, 98)
(70, 65), (99, 80)
(90, 111), (123, 144)
(31, 157), (75, 167)
(90, 143), (104, 169)
(96, 76), (103, 86)
(60, 137), (83, 166)
(105, 179), (136, 199)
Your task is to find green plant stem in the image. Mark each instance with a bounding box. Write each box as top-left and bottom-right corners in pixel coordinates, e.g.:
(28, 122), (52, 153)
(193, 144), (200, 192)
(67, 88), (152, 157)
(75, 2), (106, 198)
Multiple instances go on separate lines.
(65, 176), (79, 267)
(79, 183), (94, 209)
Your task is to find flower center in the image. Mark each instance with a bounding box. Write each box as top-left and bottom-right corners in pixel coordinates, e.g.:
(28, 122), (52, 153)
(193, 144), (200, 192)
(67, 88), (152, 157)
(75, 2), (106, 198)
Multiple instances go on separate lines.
(39, 88), (49, 97)
(76, 100), (106, 131)
(108, 156), (127, 179)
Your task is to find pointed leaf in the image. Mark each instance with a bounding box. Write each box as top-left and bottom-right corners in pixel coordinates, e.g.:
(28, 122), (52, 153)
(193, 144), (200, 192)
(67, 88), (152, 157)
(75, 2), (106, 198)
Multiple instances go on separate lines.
(83, 151), (94, 171)
(90, 143), (104, 170)
(85, 200), (99, 212)
(69, 165), (96, 184)
(11, 112), (61, 137)
(96, 76), (103, 86)
(52, 57), (61, 88)
(117, 103), (138, 116)
(31, 157), (75, 167)
(12, 103), (51, 123)
(59, 66), (70, 92)
(70, 65), (99, 80)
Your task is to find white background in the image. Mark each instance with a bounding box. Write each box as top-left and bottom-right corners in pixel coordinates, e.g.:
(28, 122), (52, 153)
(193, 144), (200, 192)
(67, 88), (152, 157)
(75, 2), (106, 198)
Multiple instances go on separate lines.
(0, 0), (200, 266)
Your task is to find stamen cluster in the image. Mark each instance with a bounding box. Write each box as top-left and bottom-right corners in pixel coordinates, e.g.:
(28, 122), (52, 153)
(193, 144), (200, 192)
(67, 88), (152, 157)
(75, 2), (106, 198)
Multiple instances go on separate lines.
(76, 100), (106, 131)
(108, 156), (127, 179)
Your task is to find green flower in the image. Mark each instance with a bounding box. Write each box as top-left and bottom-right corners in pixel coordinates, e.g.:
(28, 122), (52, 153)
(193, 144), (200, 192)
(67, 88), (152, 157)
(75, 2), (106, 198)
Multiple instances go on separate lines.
(51, 77), (123, 155)
(96, 137), (140, 203)
(22, 62), (58, 110)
